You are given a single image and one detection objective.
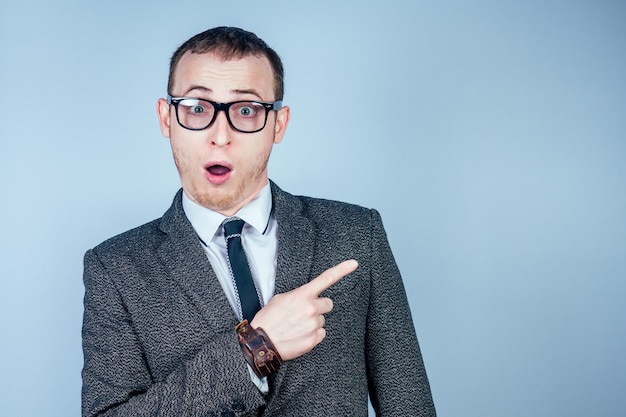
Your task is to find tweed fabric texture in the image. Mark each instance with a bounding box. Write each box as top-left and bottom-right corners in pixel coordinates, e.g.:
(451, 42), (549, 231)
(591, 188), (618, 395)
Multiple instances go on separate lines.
(81, 181), (436, 416)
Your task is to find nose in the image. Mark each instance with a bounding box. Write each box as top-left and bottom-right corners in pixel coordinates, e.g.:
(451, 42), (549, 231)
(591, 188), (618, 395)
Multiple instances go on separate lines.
(209, 110), (232, 147)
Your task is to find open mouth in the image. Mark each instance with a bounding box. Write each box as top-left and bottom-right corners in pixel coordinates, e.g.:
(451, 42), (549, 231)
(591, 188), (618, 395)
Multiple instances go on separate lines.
(206, 164), (231, 176)
(204, 163), (233, 185)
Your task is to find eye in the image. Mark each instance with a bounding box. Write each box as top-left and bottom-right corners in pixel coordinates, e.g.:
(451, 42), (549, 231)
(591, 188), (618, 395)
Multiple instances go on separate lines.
(178, 99), (210, 115)
(237, 105), (257, 117)
(192, 104), (206, 114)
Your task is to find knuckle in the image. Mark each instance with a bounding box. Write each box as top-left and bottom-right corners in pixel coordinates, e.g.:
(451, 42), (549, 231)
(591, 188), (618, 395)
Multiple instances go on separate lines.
(317, 297), (333, 313)
(318, 328), (327, 342)
(304, 303), (318, 317)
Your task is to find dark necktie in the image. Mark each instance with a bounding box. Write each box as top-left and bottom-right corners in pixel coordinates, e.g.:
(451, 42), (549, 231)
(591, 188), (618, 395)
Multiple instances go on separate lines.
(223, 218), (261, 321)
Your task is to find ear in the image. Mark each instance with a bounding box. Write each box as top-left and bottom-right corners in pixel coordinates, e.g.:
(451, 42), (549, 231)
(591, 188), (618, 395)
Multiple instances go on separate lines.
(273, 105), (290, 144)
(157, 98), (171, 138)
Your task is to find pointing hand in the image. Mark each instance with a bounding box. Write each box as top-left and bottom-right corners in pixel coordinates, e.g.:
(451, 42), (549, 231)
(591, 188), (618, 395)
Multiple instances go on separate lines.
(250, 259), (358, 361)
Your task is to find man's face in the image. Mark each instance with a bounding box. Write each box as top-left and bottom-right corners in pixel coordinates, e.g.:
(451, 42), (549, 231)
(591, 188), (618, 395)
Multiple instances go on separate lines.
(157, 52), (290, 216)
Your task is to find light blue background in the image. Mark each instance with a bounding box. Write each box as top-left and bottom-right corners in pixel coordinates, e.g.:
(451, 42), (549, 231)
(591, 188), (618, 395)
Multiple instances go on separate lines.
(1, 1), (625, 416)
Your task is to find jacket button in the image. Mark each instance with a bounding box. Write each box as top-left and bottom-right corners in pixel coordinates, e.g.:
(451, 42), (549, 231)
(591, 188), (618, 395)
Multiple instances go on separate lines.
(218, 404), (234, 417)
(232, 399), (245, 412)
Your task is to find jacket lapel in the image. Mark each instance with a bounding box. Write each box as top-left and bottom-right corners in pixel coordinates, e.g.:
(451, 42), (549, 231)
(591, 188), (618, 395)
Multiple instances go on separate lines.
(269, 182), (316, 393)
(157, 190), (237, 331)
(271, 181), (316, 294)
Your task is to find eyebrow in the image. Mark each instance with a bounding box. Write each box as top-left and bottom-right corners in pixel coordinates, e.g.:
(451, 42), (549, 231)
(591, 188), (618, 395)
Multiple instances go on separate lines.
(181, 86), (264, 101)
(182, 86), (211, 96)
(232, 89), (263, 101)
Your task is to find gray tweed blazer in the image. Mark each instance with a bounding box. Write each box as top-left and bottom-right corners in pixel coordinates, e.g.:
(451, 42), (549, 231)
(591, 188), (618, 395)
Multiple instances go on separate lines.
(82, 182), (435, 416)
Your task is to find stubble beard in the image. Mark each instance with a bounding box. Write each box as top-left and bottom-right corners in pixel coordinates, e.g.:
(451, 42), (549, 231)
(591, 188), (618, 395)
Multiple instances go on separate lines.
(174, 148), (272, 213)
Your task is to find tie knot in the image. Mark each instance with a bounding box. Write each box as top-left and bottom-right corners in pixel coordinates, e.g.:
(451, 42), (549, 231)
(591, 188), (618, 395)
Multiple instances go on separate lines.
(223, 218), (245, 238)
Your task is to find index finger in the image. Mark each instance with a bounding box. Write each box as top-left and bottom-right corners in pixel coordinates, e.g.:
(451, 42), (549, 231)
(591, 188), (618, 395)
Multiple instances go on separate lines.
(303, 259), (359, 297)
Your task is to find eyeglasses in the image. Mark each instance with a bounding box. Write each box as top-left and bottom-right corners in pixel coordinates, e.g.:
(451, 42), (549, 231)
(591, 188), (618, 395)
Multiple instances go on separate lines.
(167, 95), (283, 133)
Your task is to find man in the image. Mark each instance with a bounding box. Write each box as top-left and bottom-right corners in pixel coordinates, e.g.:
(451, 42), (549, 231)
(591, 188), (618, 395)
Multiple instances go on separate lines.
(82, 26), (436, 416)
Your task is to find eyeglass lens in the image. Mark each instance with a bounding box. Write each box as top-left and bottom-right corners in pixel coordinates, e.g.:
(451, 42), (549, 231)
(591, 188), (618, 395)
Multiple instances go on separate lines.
(175, 99), (269, 132)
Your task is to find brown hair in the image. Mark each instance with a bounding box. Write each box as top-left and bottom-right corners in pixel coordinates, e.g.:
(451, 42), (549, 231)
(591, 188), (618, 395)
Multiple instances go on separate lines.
(168, 26), (284, 100)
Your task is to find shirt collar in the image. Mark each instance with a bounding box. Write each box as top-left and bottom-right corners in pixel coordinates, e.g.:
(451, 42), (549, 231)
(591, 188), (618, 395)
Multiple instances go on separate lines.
(182, 182), (273, 245)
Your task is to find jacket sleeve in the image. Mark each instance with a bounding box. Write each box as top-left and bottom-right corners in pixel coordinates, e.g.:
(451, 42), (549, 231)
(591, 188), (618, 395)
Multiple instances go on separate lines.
(365, 209), (437, 416)
(81, 249), (265, 417)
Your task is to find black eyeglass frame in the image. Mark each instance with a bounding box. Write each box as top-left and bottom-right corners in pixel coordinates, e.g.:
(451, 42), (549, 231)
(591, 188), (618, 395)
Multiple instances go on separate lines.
(167, 95), (283, 133)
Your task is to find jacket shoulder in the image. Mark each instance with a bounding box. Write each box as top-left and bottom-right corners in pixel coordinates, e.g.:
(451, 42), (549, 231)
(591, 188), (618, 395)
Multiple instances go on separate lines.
(90, 218), (164, 258)
(89, 190), (186, 259)
(271, 183), (381, 238)
(297, 194), (372, 219)
(272, 182), (372, 219)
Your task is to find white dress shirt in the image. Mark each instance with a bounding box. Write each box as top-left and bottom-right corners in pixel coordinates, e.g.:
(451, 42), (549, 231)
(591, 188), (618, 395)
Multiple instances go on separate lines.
(182, 182), (278, 392)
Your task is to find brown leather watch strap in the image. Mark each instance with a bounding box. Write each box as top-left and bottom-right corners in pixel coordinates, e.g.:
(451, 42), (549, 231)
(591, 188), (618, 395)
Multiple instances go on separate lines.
(235, 320), (283, 378)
